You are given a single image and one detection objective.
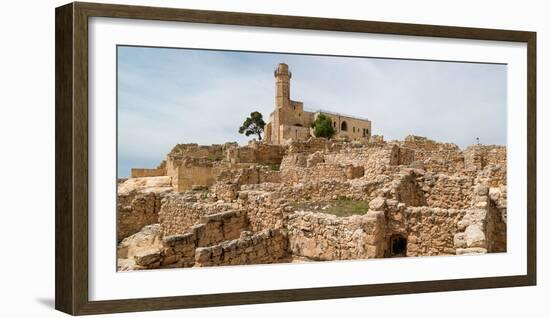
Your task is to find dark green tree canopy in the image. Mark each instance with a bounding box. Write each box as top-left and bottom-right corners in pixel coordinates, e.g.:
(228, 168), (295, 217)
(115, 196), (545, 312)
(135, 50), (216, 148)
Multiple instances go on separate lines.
(311, 114), (336, 139)
(239, 111), (266, 140)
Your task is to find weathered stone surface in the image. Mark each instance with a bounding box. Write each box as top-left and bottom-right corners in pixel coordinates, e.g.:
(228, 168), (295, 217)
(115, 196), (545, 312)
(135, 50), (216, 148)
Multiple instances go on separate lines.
(117, 133), (506, 271)
(465, 224), (486, 248)
(117, 183), (172, 241)
(117, 224), (162, 259)
(369, 197), (386, 211)
(456, 247), (488, 255)
(118, 176), (172, 195)
(134, 249), (162, 266)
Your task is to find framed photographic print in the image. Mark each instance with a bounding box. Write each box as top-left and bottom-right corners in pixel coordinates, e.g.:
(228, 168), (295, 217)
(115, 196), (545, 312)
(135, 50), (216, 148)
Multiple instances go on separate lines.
(55, 2), (536, 315)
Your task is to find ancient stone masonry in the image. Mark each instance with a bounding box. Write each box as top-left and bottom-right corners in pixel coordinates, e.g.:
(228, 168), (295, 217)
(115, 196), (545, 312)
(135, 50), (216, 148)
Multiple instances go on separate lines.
(118, 134), (507, 270)
(287, 211), (384, 260)
(117, 176), (172, 242)
(195, 229), (289, 267)
(158, 193), (239, 236)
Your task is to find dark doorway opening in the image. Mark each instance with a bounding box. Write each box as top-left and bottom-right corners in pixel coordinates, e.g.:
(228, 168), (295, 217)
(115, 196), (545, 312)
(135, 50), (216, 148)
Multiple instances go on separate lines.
(341, 121), (348, 131)
(389, 235), (407, 257)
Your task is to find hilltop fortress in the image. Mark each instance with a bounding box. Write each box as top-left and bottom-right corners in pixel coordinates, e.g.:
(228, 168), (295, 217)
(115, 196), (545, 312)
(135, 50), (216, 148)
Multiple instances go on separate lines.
(116, 64), (507, 271)
(265, 63), (372, 144)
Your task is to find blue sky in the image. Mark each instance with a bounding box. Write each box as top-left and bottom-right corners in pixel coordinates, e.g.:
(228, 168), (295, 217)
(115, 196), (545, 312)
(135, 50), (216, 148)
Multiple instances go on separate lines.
(117, 46), (507, 178)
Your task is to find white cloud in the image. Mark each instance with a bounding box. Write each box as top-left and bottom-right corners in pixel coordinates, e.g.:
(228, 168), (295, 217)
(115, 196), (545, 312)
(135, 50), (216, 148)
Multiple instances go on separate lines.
(117, 47), (506, 177)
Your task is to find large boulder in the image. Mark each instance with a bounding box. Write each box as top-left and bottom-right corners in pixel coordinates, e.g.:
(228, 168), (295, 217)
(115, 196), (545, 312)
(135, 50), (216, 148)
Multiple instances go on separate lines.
(117, 224), (163, 259)
(118, 176), (173, 195)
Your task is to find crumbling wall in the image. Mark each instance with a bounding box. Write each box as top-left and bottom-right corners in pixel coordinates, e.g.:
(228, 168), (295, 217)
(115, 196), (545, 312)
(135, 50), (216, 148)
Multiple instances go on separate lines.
(237, 190), (287, 232)
(160, 210), (248, 268)
(385, 169), (427, 207)
(226, 141), (285, 165)
(464, 145), (507, 172)
(287, 137), (334, 154)
(239, 178), (384, 205)
(194, 229), (289, 267)
(423, 174), (473, 209)
(175, 161), (221, 192)
(452, 185), (507, 255)
(281, 163), (364, 184)
(117, 190), (168, 242)
(280, 152), (364, 184)
(131, 168), (166, 178)
(159, 194), (237, 236)
(323, 144), (397, 178)
(403, 206), (466, 256)
(400, 135), (464, 174)
(287, 210), (385, 261)
(212, 166), (282, 202)
(477, 164), (507, 187)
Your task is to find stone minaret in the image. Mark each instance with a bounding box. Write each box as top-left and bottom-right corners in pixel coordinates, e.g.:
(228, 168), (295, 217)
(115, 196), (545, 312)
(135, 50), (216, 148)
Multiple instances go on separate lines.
(274, 63), (291, 109)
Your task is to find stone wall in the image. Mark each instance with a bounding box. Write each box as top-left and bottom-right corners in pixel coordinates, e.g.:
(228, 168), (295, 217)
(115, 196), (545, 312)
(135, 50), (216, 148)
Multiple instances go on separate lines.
(402, 206), (465, 256)
(117, 190), (169, 242)
(287, 210), (385, 261)
(279, 124), (312, 145)
(131, 168), (166, 178)
(212, 165), (282, 202)
(323, 144), (396, 178)
(423, 174), (473, 209)
(280, 152), (365, 184)
(385, 169), (427, 207)
(281, 162), (364, 184)
(226, 141), (285, 165)
(399, 135), (465, 174)
(464, 145), (507, 172)
(453, 186), (507, 255)
(237, 190), (287, 232)
(287, 138), (336, 154)
(175, 163), (221, 192)
(159, 193), (238, 236)
(239, 177), (386, 206)
(477, 164), (507, 187)
(194, 229), (289, 267)
(160, 210), (248, 268)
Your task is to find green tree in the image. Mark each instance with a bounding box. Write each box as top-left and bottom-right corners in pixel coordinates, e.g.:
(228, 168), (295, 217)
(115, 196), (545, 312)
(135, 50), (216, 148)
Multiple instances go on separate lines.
(239, 111), (266, 140)
(311, 114), (336, 139)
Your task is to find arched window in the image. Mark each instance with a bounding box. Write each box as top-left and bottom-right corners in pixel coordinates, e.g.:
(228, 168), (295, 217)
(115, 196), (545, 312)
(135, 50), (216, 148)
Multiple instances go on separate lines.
(341, 121), (348, 131)
(333, 121), (336, 128)
(353, 127), (355, 133)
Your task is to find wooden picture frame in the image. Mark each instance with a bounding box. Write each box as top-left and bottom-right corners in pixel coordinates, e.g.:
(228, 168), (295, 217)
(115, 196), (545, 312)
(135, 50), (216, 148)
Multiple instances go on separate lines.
(55, 2), (536, 315)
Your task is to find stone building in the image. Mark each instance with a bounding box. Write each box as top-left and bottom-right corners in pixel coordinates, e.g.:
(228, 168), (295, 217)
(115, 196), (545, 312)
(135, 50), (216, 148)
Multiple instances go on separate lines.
(264, 63), (372, 145)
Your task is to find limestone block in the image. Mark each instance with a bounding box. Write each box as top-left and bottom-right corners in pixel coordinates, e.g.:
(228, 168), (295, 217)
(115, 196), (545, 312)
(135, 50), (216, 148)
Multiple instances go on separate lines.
(464, 224), (486, 248)
(474, 184), (489, 196)
(134, 249), (162, 266)
(453, 232), (467, 248)
(456, 247), (488, 255)
(369, 197), (386, 211)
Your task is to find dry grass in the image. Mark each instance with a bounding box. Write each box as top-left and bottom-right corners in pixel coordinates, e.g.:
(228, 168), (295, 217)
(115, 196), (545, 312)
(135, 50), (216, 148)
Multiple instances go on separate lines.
(291, 197), (369, 217)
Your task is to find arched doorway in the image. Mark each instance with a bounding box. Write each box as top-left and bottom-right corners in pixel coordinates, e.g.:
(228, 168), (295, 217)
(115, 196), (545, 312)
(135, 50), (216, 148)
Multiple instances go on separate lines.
(341, 121), (348, 131)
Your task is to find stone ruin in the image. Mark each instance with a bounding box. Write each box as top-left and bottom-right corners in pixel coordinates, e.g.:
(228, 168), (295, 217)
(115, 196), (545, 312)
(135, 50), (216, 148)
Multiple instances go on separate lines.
(117, 135), (507, 270)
